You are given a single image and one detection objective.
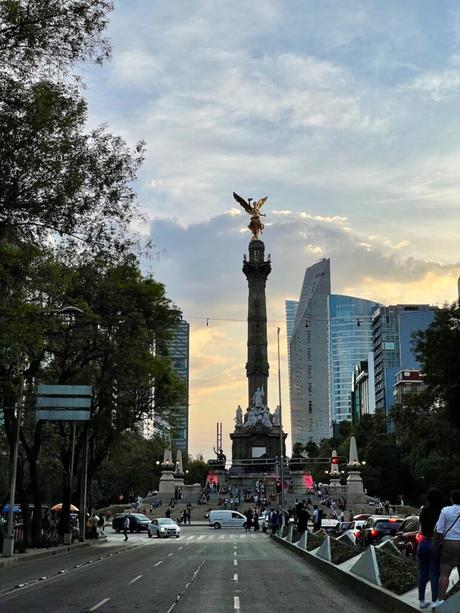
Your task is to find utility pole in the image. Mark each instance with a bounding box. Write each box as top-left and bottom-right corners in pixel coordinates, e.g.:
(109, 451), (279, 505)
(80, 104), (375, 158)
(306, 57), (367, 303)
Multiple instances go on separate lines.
(277, 327), (284, 508)
(2, 379), (23, 556)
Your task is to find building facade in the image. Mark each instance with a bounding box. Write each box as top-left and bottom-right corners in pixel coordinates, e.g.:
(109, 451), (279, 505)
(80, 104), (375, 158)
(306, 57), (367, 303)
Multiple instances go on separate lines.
(350, 353), (376, 425)
(289, 259), (331, 445)
(372, 305), (434, 413)
(285, 299), (299, 405)
(393, 369), (426, 406)
(327, 295), (380, 427)
(168, 320), (190, 453)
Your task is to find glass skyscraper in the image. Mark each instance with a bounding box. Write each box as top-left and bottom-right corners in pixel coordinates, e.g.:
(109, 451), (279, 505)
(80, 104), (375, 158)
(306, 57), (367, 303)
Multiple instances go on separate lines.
(167, 320), (190, 453)
(327, 295), (381, 426)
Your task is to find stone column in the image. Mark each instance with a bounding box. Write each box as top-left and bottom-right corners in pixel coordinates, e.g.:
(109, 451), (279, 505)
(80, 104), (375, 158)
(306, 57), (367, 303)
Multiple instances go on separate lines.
(243, 239), (271, 407)
(346, 436), (367, 506)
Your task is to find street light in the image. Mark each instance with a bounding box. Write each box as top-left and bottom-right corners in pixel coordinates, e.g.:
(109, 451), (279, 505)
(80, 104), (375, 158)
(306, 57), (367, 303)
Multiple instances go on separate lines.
(276, 327), (284, 508)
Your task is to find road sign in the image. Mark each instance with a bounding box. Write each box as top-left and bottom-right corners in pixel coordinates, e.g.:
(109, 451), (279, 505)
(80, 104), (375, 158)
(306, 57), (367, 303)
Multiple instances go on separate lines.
(36, 384), (92, 421)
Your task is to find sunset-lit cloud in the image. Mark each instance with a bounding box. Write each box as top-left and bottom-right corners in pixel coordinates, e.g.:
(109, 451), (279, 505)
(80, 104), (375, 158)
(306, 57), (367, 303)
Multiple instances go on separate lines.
(81, 0), (460, 457)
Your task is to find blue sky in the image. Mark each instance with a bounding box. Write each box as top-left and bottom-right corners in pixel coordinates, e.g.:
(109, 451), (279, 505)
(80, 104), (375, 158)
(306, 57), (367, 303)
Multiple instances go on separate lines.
(81, 1), (460, 456)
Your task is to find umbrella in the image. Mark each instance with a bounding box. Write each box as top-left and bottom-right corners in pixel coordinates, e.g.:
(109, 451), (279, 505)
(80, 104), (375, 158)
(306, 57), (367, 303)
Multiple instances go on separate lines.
(51, 503), (79, 512)
(2, 504), (21, 513)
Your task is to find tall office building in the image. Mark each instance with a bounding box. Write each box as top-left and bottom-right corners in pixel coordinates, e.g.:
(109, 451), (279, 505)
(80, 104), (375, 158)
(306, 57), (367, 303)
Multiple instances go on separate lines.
(167, 320), (190, 453)
(327, 295), (380, 428)
(285, 300), (299, 402)
(372, 305), (434, 413)
(289, 259), (331, 445)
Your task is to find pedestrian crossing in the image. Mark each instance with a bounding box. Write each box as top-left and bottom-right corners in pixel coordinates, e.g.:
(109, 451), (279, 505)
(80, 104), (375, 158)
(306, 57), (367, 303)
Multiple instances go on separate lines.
(108, 531), (267, 545)
(182, 533), (264, 541)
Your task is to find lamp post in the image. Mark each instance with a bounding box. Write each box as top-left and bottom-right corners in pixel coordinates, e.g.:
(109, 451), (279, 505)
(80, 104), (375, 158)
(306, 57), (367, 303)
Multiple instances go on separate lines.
(276, 327), (284, 508)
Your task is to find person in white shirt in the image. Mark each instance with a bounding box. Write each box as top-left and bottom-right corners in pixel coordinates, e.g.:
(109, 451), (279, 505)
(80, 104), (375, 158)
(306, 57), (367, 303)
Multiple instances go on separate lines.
(431, 490), (460, 609)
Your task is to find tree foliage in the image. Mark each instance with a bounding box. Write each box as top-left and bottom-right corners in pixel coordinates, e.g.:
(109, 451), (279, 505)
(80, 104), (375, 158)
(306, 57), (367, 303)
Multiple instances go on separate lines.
(0, 0), (113, 79)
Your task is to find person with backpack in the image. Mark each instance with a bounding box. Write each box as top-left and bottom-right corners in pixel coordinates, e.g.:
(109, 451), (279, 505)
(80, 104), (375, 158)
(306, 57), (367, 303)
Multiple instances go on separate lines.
(432, 490), (460, 609)
(97, 513), (106, 538)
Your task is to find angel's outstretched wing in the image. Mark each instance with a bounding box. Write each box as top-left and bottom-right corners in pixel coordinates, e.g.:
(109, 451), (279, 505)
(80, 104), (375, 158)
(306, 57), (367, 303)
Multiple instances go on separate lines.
(255, 196), (268, 211)
(233, 192), (253, 214)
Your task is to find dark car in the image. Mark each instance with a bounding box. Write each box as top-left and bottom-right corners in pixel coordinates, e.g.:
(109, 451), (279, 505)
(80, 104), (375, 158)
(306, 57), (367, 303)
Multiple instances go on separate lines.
(393, 515), (421, 557)
(112, 513), (151, 533)
(355, 515), (403, 547)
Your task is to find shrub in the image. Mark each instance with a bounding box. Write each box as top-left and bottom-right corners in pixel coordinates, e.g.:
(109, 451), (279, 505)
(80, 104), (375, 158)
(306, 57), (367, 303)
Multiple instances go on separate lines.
(330, 538), (361, 565)
(375, 549), (417, 594)
(306, 530), (326, 551)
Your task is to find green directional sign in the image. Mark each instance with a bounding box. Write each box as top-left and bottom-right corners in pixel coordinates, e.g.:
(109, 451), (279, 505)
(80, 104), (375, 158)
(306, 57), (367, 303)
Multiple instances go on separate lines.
(36, 384), (92, 421)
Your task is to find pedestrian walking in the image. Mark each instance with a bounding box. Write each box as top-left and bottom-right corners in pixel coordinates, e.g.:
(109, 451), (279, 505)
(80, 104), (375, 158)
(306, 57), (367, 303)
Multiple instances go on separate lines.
(186, 509), (191, 525)
(165, 507), (171, 518)
(245, 508), (253, 533)
(97, 513), (106, 538)
(432, 489), (460, 609)
(122, 514), (129, 541)
(416, 488), (443, 609)
(253, 510), (259, 532)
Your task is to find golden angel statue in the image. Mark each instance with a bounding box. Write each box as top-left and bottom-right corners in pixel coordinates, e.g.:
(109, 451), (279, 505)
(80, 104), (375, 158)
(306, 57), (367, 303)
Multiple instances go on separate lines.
(233, 192), (268, 240)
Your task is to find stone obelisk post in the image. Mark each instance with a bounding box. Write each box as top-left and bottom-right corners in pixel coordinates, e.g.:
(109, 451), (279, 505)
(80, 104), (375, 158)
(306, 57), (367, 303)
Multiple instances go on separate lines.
(243, 239), (271, 407)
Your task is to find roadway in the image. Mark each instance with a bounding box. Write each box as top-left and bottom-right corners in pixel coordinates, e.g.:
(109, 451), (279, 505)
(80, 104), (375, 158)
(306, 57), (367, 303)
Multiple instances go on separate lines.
(0, 526), (381, 612)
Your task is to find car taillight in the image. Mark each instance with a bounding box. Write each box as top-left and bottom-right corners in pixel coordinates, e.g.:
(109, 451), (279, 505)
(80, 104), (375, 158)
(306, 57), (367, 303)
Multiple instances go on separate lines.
(370, 529), (378, 536)
(416, 533), (423, 543)
(355, 530), (361, 537)
(389, 518), (398, 522)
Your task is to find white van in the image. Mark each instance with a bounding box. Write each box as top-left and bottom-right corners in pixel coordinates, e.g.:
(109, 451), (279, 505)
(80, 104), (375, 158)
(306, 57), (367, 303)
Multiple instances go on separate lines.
(208, 510), (247, 529)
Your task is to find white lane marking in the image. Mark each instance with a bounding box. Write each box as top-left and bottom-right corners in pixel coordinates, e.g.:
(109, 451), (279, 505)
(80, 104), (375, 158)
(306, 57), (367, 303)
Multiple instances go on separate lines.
(234, 559), (238, 566)
(89, 598), (110, 611)
(186, 535), (195, 540)
(234, 596), (240, 610)
(154, 561), (163, 567)
(178, 546), (183, 551)
(128, 575), (143, 585)
(166, 560), (205, 613)
(218, 535), (225, 540)
(233, 573), (238, 581)
(168, 553), (174, 557)
(197, 535), (205, 540)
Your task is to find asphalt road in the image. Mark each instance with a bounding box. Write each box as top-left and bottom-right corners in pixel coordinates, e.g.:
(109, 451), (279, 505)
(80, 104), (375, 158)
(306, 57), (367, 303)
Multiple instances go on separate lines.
(0, 526), (382, 612)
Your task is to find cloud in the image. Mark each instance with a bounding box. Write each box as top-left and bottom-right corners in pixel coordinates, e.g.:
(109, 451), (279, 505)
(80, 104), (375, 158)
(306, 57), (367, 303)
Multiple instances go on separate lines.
(80, 0), (460, 458)
(405, 55), (460, 101)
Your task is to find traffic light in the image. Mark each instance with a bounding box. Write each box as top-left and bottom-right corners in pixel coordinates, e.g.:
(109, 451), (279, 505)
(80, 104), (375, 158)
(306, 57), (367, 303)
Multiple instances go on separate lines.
(331, 457), (339, 465)
(275, 479), (282, 493)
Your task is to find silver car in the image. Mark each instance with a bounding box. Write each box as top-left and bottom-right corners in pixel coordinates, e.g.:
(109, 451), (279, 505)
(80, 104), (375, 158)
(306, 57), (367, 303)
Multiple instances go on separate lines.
(148, 517), (181, 538)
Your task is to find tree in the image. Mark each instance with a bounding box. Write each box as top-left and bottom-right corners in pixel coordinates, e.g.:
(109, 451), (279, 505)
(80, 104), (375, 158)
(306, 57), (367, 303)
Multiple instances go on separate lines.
(0, 248), (184, 543)
(0, 78), (144, 252)
(414, 303), (460, 429)
(0, 0), (113, 79)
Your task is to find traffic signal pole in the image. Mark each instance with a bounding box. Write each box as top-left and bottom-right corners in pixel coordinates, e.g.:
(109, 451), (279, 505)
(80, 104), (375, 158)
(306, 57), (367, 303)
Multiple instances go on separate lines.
(277, 327), (284, 508)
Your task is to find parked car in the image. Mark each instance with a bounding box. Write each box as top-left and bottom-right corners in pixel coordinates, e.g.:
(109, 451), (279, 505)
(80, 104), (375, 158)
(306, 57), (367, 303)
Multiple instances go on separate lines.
(148, 518), (181, 538)
(393, 515), (421, 557)
(355, 516), (403, 547)
(209, 510), (246, 529)
(112, 513), (151, 533)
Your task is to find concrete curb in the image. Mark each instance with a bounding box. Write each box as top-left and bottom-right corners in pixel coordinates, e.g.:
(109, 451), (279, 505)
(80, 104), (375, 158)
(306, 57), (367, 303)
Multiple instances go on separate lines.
(271, 535), (418, 612)
(0, 541), (93, 568)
